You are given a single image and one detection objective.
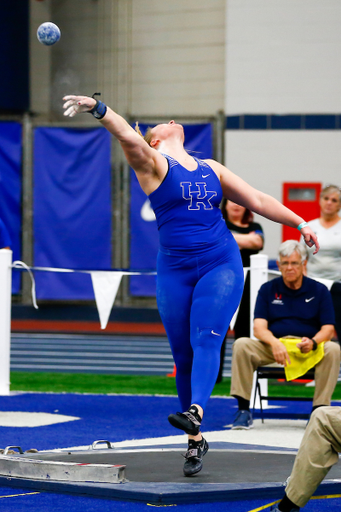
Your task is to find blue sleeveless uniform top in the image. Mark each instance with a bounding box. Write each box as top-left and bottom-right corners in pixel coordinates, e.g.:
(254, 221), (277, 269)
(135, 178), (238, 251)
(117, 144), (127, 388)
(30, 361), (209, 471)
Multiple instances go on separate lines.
(148, 154), (229, 253)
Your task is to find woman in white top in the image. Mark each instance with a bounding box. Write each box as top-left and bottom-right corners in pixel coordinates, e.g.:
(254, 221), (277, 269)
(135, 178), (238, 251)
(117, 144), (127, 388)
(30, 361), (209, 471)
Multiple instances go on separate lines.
(304, 185), (341, 343)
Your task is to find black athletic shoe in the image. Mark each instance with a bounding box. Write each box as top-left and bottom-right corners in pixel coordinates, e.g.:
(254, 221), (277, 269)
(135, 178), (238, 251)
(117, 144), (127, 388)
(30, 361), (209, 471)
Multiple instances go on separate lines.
(183, 437), (209, 477)
(168, 405), (202, 435)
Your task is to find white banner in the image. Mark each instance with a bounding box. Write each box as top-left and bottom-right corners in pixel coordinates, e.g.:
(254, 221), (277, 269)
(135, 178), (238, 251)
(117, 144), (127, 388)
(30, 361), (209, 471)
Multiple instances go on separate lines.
(90, 272), (123, 329)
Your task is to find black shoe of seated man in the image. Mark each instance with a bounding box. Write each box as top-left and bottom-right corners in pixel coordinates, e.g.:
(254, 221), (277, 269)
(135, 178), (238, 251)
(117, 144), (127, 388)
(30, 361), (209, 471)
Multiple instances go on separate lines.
(183, 437), (209, 477)
(168, 405), (202, 436)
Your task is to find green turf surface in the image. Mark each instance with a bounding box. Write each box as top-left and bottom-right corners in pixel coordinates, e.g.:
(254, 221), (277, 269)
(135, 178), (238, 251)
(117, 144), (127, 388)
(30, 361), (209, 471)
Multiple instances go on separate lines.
(9, 371), (341, 400)
(10, 372), (180, 395)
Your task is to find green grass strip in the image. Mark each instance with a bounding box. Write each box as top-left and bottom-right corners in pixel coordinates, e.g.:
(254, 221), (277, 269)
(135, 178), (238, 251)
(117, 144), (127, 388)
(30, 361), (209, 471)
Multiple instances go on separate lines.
(10, 371), (341, 400)
(10, 372), (179, 395)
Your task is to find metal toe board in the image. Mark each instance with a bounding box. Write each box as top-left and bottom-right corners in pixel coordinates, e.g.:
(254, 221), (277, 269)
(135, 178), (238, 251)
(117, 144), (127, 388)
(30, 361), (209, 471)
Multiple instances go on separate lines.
(0, 455), (126, 483)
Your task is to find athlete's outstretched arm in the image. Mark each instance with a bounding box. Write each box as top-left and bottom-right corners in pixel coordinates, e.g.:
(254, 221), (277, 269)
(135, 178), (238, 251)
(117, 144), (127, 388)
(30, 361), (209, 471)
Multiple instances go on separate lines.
(208, 159), (319, 253)
(62, 95), (167, 193)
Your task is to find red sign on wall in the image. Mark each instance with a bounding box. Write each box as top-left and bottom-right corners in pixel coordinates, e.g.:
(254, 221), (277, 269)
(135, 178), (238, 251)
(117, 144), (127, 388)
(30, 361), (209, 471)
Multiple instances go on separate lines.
(282, 183), (322, 242)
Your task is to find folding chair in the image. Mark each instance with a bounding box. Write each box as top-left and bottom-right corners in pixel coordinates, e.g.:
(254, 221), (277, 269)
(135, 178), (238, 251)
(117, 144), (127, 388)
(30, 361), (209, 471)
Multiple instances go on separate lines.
(253, 364), (315, 422)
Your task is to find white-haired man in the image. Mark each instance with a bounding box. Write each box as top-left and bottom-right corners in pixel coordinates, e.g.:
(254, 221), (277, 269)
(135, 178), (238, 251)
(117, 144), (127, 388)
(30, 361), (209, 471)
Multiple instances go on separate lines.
(230, 239), (340, 430)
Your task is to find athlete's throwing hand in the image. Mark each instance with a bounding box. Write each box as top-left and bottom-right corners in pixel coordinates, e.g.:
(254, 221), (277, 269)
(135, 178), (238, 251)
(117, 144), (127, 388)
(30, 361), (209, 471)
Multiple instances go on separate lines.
(63, 95), (96, 117)
(300, 226), (319, 254)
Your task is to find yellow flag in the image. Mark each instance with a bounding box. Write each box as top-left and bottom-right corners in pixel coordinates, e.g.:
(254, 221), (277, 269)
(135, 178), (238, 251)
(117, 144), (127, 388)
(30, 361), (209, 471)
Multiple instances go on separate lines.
(279, 338), (324, 381)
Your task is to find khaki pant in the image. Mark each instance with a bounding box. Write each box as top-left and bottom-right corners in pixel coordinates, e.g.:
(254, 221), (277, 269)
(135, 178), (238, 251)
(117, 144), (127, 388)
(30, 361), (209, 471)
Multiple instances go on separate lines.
(230, 337), (340, 406)
(286, 406), (341, 507)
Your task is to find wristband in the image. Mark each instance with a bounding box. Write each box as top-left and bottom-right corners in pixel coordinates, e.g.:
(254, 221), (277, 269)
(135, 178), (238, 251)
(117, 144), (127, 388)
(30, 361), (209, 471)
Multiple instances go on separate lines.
(312, 338), (318, 351)
(89, 100), (107, 119)
(89, 92), (107, 120)
(297, 221), (308, 231)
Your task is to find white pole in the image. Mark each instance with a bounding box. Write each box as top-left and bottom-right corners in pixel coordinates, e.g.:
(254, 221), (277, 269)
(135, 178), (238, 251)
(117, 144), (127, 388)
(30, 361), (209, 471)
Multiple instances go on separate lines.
(0, 249), (12, 395)
(250, 254), (268, 409)
(250, 254), (268, 338)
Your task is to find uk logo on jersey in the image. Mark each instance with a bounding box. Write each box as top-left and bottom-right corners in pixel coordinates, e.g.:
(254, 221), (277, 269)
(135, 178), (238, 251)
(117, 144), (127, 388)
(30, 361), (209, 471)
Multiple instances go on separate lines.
(180, 181), (217, 210)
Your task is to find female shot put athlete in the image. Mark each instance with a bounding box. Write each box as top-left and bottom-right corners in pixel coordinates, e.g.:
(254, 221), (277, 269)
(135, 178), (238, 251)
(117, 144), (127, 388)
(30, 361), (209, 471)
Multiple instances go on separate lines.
(63, 95), (319, 476)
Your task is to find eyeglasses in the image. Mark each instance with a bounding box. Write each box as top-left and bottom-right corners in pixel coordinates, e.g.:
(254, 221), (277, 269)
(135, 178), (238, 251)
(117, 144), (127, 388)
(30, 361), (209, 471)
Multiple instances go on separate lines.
(279, 261), (302, 267)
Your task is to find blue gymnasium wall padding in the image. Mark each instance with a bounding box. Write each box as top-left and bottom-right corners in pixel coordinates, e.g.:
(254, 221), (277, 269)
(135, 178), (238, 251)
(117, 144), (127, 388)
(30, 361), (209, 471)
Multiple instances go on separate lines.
(0, 122), (22, 293)
(130, 123), (213, 296)
(33, 127), (112, 300)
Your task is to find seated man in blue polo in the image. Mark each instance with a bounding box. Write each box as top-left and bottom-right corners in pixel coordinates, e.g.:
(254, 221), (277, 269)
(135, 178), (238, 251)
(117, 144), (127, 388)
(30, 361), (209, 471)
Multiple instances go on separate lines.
(230, 239), (340, 430)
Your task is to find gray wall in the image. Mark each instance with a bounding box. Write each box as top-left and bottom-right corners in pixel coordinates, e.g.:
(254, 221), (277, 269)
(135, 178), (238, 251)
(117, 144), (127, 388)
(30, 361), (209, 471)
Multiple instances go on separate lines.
(225, 0), (341, 114)
(30, 0), (226, 120)
(225, 0), (341, 258)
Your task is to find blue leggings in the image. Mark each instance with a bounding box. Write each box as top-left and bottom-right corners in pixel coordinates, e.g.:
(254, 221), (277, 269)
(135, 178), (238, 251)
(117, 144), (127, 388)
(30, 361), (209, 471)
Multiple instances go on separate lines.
(156, 236), (244, 412)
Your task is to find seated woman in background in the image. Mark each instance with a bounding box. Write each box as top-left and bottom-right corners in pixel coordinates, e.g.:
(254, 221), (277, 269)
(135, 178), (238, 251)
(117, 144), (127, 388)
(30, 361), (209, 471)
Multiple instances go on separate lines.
(217, 199), (264, 383)
(303, 185), (341, 343)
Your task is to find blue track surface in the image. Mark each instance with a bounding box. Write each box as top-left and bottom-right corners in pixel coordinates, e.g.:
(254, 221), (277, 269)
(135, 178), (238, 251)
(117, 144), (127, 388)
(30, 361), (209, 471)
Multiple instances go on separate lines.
(0, 392), (340, 511)
(0, 392), (324, 451)
(0, 487), (341, 512)
(0, 393), (213, 450)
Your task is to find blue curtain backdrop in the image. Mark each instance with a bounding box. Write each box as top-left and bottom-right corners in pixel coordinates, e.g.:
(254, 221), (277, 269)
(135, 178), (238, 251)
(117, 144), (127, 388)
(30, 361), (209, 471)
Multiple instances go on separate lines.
(33, 127), (112, 300)
(130, 123), (213, 296)
(0, 122), (22, 293)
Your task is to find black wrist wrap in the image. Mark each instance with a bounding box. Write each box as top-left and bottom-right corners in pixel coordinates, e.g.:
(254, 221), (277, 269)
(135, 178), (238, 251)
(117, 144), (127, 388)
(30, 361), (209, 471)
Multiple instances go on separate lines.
(89, 92), (107, 119)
